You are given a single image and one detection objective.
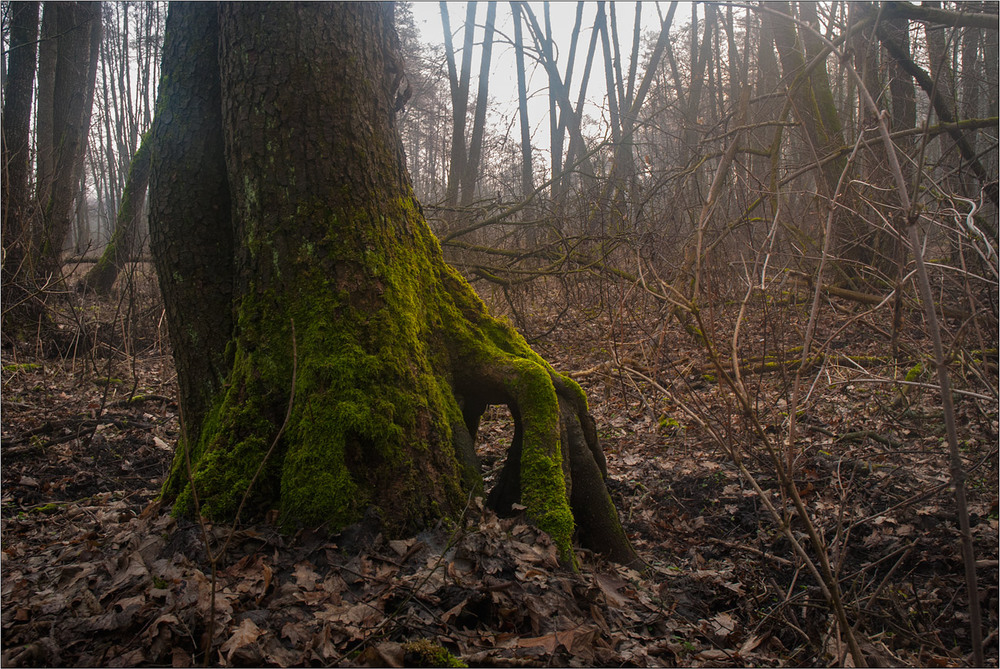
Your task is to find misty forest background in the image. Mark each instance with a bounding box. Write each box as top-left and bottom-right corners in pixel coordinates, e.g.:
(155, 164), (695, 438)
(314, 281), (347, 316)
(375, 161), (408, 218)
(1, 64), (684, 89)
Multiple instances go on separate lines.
(1, 2), (998, 667)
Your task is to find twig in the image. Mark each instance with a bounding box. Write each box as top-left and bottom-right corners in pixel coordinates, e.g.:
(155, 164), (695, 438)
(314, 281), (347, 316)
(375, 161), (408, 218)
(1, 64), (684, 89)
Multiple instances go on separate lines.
(706, 537), (795, 567)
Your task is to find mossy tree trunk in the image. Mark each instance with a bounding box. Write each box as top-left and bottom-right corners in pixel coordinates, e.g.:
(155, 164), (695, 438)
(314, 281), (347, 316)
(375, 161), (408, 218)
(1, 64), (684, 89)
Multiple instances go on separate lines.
(79, 129), (153, 295)
(150, 2), (637, 568)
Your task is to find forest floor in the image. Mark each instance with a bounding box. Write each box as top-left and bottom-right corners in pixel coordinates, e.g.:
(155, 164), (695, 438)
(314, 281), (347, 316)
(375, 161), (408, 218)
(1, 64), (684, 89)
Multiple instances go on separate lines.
(1, 268), (998, 667)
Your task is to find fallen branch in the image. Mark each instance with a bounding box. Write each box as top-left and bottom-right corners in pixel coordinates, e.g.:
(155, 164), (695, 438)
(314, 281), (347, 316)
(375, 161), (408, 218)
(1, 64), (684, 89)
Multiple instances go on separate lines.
(787, 272), (971, 321)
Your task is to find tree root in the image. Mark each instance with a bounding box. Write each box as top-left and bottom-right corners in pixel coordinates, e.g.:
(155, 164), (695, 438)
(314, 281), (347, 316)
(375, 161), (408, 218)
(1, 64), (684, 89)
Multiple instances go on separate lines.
(445, 284), (640, 568)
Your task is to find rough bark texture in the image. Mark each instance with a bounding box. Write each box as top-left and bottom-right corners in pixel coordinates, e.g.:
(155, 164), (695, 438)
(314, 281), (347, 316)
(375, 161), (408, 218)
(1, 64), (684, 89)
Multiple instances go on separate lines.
(148, 2), (234, 451)
(151, 2), (637, 568)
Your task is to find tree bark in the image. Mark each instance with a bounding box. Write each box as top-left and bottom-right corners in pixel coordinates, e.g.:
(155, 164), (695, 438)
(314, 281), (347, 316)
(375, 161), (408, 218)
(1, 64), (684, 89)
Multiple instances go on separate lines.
(148, 1), (234, 453)
(1, 1), (41, 339)
(884, 13), (917, 135)
(33, 1), (102, 283)
(150, 2), (638, 569)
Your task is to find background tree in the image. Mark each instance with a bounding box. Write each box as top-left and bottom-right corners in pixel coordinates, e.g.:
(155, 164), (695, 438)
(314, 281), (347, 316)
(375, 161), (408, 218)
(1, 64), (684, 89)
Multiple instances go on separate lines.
(78, 1), (162, 274)
(511, 1), (534, 201)
(32, 1), (102, 281)
(1, 1), (41, 338)
(150, 1), (637, 568)
(459, 1), (497, 207)
(77, 127), (152, 294)
(440, 1), (476, 210)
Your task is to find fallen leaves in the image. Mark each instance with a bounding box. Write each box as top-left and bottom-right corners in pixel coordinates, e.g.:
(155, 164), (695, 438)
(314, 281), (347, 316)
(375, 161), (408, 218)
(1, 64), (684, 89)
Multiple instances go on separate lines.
(2, 285), (997, 667)
(0, 483), (689, 667)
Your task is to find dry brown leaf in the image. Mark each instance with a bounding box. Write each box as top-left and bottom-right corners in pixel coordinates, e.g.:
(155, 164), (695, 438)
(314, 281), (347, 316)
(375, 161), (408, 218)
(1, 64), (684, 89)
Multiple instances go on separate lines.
(261, 635), (301, 668)
(293, 561), (320, 590)
(221, 618), (263, 662)
(308, 624), (339, 662)
(516, 632), (559, 653)
(709, 611), (737, 640)
(696, 648), (731, 661)
(388, 539), (411, 556)
(594, 573), (628, 608)
(442, 596), (470, 624)
(739, 631), (766, 655)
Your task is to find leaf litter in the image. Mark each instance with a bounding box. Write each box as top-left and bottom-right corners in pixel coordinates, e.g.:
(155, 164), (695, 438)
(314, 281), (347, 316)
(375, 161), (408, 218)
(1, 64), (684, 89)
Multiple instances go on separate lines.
(2, 285), (997, 667)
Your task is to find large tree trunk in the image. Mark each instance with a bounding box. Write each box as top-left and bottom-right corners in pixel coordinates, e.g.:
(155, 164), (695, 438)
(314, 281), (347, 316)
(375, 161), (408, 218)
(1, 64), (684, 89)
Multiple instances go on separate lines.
(150, 2), (637, 569)
(148, 2), (234, 471)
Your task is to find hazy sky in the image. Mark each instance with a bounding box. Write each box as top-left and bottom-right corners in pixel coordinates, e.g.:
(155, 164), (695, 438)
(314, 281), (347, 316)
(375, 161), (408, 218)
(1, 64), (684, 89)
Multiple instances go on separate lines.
(408, 2), (694, 152)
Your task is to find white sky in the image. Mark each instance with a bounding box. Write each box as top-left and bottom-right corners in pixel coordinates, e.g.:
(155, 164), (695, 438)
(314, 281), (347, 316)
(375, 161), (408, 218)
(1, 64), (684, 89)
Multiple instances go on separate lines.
(408, 2), (695, 150)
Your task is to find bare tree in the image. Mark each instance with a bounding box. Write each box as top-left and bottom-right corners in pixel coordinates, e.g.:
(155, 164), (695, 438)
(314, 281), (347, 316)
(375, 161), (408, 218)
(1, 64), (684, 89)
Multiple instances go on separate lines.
(460, 1), (497, 207)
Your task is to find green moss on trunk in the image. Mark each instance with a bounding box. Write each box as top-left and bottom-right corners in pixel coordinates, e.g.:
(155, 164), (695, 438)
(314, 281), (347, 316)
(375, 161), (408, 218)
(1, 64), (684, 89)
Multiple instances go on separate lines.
(155, 4), (636, 569)
(163, 196), (579, 560)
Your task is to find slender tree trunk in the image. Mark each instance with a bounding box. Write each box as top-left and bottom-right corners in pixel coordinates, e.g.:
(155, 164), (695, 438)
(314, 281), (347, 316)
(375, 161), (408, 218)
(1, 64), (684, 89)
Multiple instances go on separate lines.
(984, 6), (999, 120)
(151, 2), (638, 568)
(875, 19), (999, 208)
(682, 3), (715, 165)
(849, 1), (902, 275)
(767, 2), (885, 282)
(2, 1), (40, 238)
(440, 1), (476, 209)
(1, 1), (41, 340)
(625, 1), (641, 110)
(73, 167), (90, 255)
(563, 8), (600, 186)
(598, 3), (622, 148)
(925, 2), (962, 199)
(460, 1), (497, 207)
(511, 2), (534, 201)
(79, 129), (154, 295)
(751, 3), (781, 196)
(543, 3), (563, 197)
(519, 3), (595, 188)
(35, 3), (58, 214)
(885, 14), (917, 135)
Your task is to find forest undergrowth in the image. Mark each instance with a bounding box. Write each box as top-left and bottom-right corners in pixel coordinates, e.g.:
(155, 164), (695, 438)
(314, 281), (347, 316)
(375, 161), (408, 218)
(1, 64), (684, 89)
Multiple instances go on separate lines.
(1, 264), (997, 667)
